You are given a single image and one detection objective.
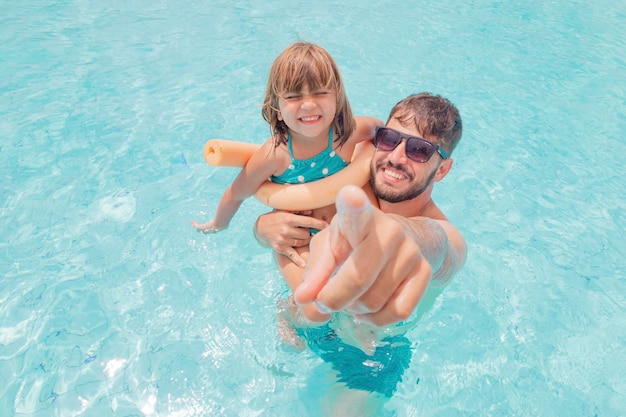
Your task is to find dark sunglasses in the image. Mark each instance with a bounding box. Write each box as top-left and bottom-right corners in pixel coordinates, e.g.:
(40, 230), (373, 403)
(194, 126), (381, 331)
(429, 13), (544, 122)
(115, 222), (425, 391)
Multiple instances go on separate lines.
(374, 126), (449, 162)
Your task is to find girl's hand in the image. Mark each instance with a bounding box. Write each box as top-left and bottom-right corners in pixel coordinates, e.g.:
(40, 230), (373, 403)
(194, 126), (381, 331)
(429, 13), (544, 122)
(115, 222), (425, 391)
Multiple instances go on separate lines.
(190, 219), (225, 234)
(254, 210), (328, 267)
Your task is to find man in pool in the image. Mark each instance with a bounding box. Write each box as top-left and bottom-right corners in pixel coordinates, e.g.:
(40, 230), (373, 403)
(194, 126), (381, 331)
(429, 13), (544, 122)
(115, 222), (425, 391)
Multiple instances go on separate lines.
(254, 92), (467, 415)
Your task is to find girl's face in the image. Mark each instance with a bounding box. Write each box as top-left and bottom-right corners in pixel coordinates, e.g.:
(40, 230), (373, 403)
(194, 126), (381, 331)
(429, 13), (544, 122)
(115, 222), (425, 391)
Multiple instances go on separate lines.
(277, 84), (337, 142)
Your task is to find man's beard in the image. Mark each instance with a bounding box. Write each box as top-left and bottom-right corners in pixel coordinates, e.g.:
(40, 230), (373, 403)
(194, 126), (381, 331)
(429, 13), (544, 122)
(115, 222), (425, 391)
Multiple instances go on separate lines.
(370, 161), (437, 203)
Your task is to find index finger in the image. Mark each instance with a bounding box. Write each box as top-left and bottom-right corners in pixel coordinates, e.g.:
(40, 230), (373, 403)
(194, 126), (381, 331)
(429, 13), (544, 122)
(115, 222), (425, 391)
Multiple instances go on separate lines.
(295, 185), (376, 310)
(293, 229), (339, 307)
(314, 227), (384, 311)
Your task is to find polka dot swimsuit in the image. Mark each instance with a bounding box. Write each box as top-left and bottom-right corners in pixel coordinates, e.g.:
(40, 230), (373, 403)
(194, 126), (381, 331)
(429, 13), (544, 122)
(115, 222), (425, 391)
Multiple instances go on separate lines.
(270, 128), (348, 185)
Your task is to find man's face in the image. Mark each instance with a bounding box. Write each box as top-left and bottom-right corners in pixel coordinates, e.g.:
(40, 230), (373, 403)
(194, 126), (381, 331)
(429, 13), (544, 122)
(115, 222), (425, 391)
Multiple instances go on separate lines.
(369, 120), (445, 203)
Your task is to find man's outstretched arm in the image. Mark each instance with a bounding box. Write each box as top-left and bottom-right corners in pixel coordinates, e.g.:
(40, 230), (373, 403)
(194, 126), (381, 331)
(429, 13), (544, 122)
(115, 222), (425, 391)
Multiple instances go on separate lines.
(294, 185), (466, 326)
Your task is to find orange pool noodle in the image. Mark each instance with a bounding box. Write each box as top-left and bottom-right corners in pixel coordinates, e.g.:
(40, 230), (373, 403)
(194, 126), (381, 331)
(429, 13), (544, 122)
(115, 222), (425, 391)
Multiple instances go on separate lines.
(202, 139), (374, 210)
(204, 139), (260, 167)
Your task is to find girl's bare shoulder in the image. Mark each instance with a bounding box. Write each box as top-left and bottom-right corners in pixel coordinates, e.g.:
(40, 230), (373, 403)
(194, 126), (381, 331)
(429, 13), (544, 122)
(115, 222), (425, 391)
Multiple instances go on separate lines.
(252, 136), (291, 174)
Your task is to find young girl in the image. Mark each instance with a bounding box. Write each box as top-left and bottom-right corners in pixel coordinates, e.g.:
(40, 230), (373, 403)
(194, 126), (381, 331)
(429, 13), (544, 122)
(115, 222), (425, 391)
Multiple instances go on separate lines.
(191, 42), (381, 322)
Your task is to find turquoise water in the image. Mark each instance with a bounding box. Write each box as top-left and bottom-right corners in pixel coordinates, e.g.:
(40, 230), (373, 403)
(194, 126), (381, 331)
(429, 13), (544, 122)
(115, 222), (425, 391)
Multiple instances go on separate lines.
(1, 1), (625, 416)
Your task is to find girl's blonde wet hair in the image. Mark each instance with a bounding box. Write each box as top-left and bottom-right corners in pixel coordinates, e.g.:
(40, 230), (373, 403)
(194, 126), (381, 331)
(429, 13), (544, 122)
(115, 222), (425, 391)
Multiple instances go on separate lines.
(261, 42), (355, 148)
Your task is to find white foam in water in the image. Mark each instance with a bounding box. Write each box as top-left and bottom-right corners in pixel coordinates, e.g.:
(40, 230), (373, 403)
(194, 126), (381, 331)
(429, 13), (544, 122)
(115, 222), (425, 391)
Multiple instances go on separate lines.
(95, 192), (136, 223)
(102, 358), (128, 378)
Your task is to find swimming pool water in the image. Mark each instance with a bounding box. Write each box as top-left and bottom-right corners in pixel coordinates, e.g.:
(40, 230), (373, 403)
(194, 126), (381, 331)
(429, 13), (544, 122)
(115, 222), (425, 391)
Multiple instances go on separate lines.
(1, 1), (625, 416)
